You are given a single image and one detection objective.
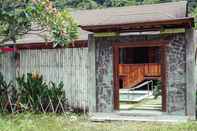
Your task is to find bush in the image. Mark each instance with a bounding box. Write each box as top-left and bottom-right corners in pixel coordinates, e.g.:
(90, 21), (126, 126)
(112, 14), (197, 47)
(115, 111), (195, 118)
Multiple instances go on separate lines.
(0, 72), (68, 113)
(16, 73), (67, 113)
(153, 80), (162, 99)
(16, 73), (48, 111)
(0, 72), (16, 113)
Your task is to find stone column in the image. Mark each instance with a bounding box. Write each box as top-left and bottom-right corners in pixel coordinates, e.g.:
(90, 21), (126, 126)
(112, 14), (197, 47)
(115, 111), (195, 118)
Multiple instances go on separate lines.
(88, 34), (97, 112)
(185, 28), (196, 120)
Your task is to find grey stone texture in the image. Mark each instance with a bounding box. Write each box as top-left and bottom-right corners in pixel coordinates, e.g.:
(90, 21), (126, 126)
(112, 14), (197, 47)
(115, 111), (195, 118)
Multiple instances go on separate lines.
(166, 34), (186, 114)
(95, 33), (187, 115)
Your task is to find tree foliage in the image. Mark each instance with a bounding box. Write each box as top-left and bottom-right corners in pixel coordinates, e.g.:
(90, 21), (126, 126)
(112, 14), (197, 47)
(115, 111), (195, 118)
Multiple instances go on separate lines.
(192, 7), (197, 27)
(52, 0), (196, 10)
(0, 0), (196, 46)
(0, 0), (31, 43)
(64, 0), (98, 9)
(28, 0), (79, 46)
(142, 0), (160, 4)
(0, 0), (79, 46)
(103, 0), (136, 7)
(188, 0), (197, 13)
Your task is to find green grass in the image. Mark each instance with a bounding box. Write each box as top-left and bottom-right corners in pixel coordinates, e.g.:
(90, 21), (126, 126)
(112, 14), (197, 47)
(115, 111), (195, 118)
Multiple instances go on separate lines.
(0, 113), (197, 131)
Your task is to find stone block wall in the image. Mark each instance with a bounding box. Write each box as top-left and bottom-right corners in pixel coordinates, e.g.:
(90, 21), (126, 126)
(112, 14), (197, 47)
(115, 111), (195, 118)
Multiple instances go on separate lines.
(95, 35), (162, 112)
(95, 38), (114, 112)
(166, 34), (186, 114)
(95, 33), (187, 114)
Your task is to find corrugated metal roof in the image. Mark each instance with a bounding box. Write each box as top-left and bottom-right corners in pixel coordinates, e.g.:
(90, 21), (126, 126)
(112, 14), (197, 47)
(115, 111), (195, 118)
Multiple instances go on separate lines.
(2, 1), (188, 45)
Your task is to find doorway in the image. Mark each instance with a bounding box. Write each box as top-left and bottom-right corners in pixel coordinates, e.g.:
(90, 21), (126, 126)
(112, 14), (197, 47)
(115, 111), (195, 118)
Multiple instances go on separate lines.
(113, 42), (166, 112)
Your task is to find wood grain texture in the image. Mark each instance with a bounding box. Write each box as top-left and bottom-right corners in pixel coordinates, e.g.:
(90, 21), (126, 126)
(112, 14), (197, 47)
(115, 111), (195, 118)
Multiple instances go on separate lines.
(119, 63), (161, 88)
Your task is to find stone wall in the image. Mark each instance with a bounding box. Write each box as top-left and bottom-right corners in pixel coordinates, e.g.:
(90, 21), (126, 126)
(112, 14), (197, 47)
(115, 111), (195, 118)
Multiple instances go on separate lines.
(95, 42), (113, 112)
(95, 34), (163, 112)
(166, 34), (186, 114)
(95, 33), (187, 114)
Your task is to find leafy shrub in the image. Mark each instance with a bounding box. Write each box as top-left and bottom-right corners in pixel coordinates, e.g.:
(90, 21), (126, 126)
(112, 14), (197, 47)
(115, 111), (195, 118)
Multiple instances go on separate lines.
(0, 72), (79, 114)
(153, 80), (162, 99)
(16, 73), (48, 111)
(48, 81), (68, 112)
(15, 72), (67, 113)
(0, 72), (16, 113)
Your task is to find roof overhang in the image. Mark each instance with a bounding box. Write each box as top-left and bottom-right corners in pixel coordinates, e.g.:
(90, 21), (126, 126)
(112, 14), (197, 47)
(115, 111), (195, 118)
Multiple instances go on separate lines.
(80, 17), (194, 33)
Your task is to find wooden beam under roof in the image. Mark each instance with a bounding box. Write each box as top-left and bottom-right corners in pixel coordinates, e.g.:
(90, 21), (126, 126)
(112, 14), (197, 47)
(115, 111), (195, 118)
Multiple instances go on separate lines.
(80, 17), (194, 33)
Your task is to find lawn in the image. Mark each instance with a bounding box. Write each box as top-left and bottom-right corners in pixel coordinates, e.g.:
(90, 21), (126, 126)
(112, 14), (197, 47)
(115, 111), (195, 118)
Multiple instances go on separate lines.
(0, 113), (197, 131)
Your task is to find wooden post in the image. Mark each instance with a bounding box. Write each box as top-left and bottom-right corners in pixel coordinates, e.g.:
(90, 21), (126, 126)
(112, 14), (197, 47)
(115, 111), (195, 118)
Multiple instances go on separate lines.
(160, 46), (167, 112)
(88, 34), (96, 112)
(185, 28), (196, 120)
(113, 45), (120, 110)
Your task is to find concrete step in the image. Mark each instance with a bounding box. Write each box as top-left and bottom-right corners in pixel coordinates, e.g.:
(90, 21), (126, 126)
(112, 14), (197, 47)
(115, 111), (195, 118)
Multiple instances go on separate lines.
(119, 91), (153, 102)
(120, 102), (162, 110)
(127, 106), (161, 110)
(90, 112), (188, 123)
(117, 110), (163, 116)
(120, 105), (161, 110)
(120, 107), (161, 111)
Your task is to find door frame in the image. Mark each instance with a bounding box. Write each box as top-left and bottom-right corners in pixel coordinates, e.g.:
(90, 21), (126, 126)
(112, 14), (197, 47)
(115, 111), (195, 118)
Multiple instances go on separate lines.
(113, 40), (168, 112)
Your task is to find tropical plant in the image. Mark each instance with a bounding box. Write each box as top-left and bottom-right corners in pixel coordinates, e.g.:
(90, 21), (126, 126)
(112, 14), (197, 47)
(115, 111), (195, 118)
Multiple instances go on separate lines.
(0, 72), (15, 113)
(47, 81), (67, 112)
(153, 80), (162, 99)
(16, 72), (67, 112)
(16, 73), (48, 111)
(192, 7), (197, 28)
